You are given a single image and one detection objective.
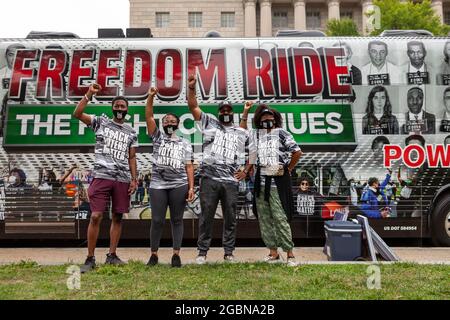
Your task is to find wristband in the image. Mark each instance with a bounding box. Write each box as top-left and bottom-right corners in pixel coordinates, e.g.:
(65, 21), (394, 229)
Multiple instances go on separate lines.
(84, 94), (90, 102)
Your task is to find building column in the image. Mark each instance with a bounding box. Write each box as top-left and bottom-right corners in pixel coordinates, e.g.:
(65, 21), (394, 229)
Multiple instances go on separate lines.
(328, 0), (340, 21)
(260, 0), (273, 37)
(431, 0), (444, 23)
(293, 0), (306, 30)
(361, 0), (373, 35)
(244, 0), (257, 37)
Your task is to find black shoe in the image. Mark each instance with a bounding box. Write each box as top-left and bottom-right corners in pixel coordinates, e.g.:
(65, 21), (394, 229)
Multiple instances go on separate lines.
(80, 256), (96, 273)
(105, 253), (125, 265)
(171, 254), (182, 268)
(147, 254), (158, 266)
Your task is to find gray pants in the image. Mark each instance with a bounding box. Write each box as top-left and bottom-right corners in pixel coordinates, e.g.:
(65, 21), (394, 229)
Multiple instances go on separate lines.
(197, 177), (238, 255)
(149, 185), (188, 251)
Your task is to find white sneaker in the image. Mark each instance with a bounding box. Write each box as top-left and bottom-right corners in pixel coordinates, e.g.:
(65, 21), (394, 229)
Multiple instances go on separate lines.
(196, 255), (207, 265)
(286, 257), (298, 267)
(224, 254), (236, 263)
(263, 254), (282, 264)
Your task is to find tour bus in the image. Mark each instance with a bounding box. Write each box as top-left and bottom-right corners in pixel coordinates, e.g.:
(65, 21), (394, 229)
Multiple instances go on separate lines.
(0, 35), (449, 246)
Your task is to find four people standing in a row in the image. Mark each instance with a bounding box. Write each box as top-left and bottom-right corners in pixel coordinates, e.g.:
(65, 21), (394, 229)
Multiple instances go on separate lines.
(76, 76), (303, 271)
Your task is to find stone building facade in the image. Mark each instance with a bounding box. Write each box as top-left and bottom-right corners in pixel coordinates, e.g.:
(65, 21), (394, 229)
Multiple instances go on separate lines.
(129, 0), (449, 37)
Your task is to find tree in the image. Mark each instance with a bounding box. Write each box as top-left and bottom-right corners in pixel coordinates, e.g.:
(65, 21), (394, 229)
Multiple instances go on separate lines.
(368, 0), (450, 36)
(326, 18), (361, 36)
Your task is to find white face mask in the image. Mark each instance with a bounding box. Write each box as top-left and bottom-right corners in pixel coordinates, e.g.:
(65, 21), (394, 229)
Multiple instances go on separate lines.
(8, 175), (17, 184)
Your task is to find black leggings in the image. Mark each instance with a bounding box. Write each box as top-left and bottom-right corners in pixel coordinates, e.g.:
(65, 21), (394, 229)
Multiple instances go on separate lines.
(149, 185), (188, 251)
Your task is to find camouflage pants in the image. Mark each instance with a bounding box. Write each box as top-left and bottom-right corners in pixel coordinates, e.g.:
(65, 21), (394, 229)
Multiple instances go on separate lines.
(255, 188), (294, 252)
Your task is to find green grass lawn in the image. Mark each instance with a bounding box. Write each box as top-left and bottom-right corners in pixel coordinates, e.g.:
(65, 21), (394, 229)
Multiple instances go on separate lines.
(0, 261), (448, 300)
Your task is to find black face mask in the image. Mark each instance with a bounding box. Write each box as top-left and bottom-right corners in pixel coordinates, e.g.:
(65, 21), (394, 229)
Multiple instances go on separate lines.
(261, 120), (274, 129)
(219, 114), (233, 124)
(113, 109), (127, 120)
(163, 124), (178, 135)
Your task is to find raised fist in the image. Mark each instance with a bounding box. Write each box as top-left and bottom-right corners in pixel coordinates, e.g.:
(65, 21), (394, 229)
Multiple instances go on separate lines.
(149, 87), (158, 97)
(244, 101), (254, 111)
(188, 74), (196, 88)
(88, 83), (101, 95)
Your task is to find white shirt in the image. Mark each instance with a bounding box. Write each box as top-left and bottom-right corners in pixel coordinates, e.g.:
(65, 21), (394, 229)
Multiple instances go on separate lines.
(409, 110), (424, 121)
(38, 183), (52, 191)
(443, 111), (450, 120)
(350, 185), (358, 206)
(0, 67), (9, 79)
(404, 62), (429, 84)
(361, 61), (400, 85)
(407, 62), (427, 73)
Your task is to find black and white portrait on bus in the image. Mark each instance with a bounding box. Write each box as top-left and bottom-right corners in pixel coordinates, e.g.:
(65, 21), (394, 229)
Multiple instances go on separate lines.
(361, 40), (400, 86)
(437, 40), (450, 85)
(403, 41), (430, 85)
(333, 42), (361, 85)
(362, 86), (399, 135)
(1, 43), (25, 98)
(439, 87), (450, 132)
(402, 87), (436, 134)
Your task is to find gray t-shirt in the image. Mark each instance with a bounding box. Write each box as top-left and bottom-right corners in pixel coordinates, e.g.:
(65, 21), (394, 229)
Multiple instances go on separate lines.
(149, 127), (193, 189)
(196, 112), (248, 184)
(89, 114), (138, 183)
(249, 128), (301, 185)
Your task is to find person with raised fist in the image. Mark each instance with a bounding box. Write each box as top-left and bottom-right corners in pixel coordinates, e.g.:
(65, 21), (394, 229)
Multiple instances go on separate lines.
(187, 74), (249, 264)
(145, 87), (195, 268)
(73, 84), (138, 273)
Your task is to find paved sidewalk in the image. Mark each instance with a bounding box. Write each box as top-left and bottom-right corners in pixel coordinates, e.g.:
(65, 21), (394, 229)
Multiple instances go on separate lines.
(0, 247), (448, 265)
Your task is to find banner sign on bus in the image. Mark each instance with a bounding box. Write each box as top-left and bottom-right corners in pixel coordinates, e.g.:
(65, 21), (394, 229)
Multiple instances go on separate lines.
(4, 104), (356, 146)
(0, 39), (357, 148)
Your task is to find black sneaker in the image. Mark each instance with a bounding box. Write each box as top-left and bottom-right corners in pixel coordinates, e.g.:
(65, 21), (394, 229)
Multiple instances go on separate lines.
(105, 253), (125, 265)
(80, 256), (96, 273)
(171, 254), (182, 268)
(147, 254), (158, 266)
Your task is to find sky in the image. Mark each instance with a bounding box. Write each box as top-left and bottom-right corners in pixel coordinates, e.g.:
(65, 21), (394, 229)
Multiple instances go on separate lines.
(0, 0), (130, 38)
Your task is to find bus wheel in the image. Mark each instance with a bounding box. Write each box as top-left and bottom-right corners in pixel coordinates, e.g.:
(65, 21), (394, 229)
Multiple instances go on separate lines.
(431, 197), (450, 247)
